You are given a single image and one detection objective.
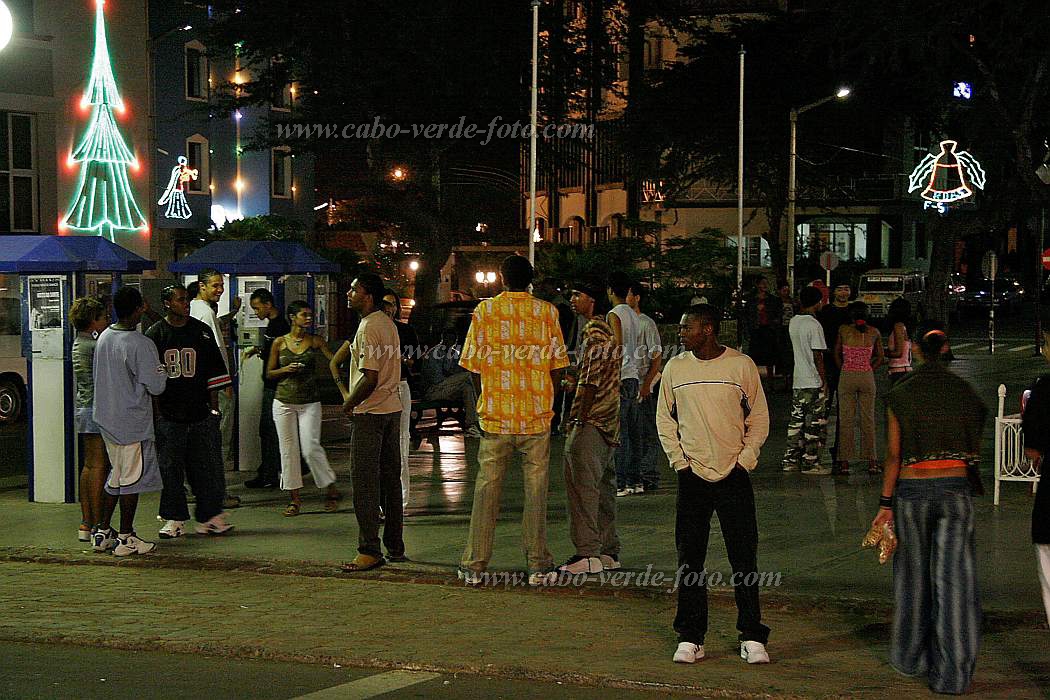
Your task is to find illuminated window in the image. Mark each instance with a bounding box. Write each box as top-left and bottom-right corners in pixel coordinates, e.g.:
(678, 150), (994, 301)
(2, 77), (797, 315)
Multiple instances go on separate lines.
(185, 134), (209, 194)
(185, 41), (208, 101)
(271, 147), (292, 198)
(0, 112), (38, 232)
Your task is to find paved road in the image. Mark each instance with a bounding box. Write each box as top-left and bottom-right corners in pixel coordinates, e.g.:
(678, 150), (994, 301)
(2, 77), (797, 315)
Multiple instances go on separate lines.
(1, 640), (693, 700)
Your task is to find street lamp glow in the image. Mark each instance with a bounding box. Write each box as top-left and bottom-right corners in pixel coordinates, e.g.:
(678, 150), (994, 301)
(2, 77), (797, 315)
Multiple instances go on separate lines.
(0, 1), (14, 51)
(391, 167), (406, 181)
(475, 271), (485, 284)
(486, 271), (497, 284)
(836, 87), (851, 98)
(408, 260), (420, 272)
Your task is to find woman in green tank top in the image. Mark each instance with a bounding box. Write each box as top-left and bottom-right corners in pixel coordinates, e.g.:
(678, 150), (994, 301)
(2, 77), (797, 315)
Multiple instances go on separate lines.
(266, 301), (341, 516)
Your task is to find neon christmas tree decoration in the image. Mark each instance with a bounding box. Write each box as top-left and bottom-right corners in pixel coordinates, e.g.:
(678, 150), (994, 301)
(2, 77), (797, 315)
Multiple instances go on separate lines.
(62, 0), (147, 241)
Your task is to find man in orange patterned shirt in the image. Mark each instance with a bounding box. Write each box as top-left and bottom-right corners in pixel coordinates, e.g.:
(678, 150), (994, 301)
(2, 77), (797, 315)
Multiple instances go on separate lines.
(458, 255), (569, 586)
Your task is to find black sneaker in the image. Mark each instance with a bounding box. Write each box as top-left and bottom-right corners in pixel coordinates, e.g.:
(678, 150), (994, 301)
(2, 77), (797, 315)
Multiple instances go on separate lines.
(244, 477), (277, 489)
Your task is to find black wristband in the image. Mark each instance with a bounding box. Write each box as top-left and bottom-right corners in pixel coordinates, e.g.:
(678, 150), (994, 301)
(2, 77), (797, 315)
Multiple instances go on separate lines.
(878, 495), (893, 509)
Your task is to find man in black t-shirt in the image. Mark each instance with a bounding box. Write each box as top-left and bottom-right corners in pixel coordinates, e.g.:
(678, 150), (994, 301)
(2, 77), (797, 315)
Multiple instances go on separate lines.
(244, 288), (290, 488)
(816, 282), (853, 470)
(146, 284), (234, 538)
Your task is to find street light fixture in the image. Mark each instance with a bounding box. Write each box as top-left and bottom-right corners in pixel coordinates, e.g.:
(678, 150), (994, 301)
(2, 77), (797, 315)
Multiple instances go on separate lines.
(391, 166), (407, 182)
(786, 86), (851, 291)
(0, 2), (14, 52)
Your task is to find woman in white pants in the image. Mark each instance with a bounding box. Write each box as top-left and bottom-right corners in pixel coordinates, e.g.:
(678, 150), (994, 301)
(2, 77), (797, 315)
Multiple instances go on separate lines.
(267, 301), (340, 516)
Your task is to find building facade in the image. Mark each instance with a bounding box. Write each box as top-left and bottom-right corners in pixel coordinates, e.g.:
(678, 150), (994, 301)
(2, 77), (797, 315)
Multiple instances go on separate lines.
(527, 1), (935, 283)
(148, 0), (316, 271)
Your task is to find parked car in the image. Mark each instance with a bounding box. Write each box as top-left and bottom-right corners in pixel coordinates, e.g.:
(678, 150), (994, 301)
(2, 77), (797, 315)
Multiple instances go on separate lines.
(408, 300), (480, 351)
(858, 269), (927, 319)
(957, 277), (1025, 314)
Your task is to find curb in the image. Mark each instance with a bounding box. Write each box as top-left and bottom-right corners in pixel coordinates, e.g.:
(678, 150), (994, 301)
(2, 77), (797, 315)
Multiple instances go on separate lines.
(1, 547), (1044, 631)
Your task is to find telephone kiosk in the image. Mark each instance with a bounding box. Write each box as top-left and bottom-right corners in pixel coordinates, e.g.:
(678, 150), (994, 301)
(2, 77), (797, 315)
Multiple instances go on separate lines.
(168, 241), (339, 472)
(0, 236), (156, 503)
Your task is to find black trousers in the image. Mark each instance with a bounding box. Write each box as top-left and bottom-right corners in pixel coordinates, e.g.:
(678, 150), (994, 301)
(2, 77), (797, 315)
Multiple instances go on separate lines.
(257, 387), (280, 482)
(674, 467), (770, 646)
(350, 412), (404, 558)
(156, 415), (224, 524)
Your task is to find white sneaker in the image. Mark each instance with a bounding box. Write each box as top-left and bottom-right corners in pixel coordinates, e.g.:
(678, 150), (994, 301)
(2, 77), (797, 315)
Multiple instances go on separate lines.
(159, 520), (186, 539)
(616, 488), (631, 497)
(195, 513), (234, 536)
(91, 527), (117, 553)
(673, 642), (704, 664)
(557, 556), (602, 575)
(113, 534), (157, 557)
(599, 554), (621, 570)
(528, 570), (557, 586)
(740, 641), (770, 664)
(457, 567), (483, 586)
(632, 484), (645, 494)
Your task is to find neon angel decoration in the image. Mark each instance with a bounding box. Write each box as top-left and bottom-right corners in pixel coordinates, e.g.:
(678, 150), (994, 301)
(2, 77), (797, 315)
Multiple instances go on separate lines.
(158, 156), (198, 219)
(62, 0), (147, 240)
(907, 139), (986, 214)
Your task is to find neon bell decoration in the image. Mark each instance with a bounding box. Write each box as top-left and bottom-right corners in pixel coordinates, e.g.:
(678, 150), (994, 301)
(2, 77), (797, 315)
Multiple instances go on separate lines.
(908, 139), (986, 214)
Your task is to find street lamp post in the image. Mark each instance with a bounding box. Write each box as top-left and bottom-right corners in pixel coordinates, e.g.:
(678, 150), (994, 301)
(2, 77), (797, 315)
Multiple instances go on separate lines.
(527, 0), (541, 267)
(786, 87), (850, 292)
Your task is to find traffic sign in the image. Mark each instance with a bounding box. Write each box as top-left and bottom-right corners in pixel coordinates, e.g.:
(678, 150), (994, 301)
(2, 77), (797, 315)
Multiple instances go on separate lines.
(1042, 247), (1050, 271)
(981, 251), (998, 280)
(819, 252), (839, 271)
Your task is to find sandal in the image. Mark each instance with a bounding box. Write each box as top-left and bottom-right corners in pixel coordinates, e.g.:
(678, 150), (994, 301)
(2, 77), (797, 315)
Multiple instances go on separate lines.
(283, 502), (301, 517)
(324, 490), (343, 513)
(340, 554), (385, 572)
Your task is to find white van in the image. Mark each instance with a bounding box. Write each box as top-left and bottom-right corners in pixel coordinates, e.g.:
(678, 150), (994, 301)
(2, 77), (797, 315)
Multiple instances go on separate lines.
(0, 276), (27, 423)
(858, 268), (927, 319)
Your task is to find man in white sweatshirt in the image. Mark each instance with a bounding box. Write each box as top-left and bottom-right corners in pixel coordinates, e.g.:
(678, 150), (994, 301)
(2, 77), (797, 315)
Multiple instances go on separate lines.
(656, 304), (771, 666)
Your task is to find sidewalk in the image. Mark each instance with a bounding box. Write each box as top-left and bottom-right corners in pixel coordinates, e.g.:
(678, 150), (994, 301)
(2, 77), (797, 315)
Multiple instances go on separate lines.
(0, 350), (1047, 696)
(0, 559), (1046, 698)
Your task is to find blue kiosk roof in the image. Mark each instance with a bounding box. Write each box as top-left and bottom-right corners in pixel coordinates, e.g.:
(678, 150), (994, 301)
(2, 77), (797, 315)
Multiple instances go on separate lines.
(168, 241), (340, 275)
(0, 235), (156, 273)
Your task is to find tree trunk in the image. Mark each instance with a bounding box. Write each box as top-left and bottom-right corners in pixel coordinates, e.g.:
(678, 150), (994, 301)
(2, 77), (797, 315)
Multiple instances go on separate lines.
(925, 216), (957, 325)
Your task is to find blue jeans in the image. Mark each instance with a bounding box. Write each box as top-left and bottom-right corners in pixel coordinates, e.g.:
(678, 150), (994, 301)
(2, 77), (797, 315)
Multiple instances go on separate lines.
(615, 379), (642, 489)
(892, 477), (980, 694)
(638, 386), (660, 488)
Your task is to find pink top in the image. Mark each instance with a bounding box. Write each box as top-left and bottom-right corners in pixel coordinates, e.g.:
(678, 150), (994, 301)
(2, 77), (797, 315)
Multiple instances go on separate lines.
(842, 344), (874, 372)
(888, 334), (912, 373)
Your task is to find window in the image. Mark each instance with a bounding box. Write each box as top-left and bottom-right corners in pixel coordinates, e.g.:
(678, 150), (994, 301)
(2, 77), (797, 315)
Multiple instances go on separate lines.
(185, 134), (209, 194)
(271, 148), (292, 198)
(185, 41), (208, 101)
(270, 58), (292, 111)
(0, 112), (38, 232)
(589, 226), (609, 246)
(743, 236), (770, 268)
(643, 37), (663, 70)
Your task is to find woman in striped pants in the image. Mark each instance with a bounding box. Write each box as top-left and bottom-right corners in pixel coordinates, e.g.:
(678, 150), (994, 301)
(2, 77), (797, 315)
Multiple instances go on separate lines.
(870, 321), (986, 694)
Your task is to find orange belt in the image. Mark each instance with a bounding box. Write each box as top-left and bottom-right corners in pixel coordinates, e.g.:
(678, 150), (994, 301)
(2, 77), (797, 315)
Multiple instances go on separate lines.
(907, 459), (967, 470)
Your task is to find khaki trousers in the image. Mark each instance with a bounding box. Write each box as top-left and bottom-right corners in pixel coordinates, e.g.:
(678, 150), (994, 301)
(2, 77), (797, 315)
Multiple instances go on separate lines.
(836, 370), (876, 461)
(461, 431), (553, 573)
